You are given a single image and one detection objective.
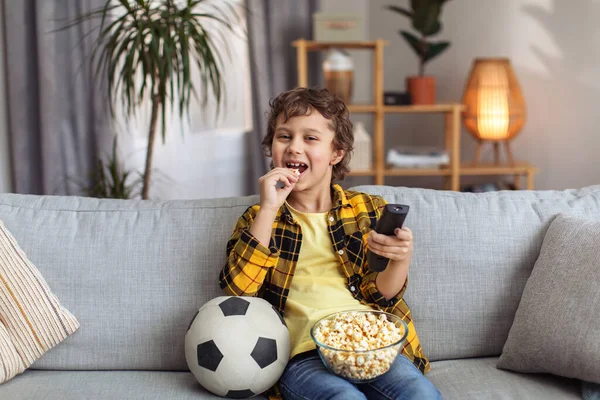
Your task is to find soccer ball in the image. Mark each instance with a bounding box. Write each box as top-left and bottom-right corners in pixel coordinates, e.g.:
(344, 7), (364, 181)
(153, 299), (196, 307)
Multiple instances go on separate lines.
(185, 296), (291, 398)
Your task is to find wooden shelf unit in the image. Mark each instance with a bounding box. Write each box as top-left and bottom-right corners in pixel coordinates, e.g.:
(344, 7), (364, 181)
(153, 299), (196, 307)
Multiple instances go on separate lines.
(292, 39), (537, 190)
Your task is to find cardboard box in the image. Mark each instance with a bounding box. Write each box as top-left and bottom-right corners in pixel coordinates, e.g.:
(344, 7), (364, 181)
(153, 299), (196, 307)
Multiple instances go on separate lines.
(313, 13), (365, 42)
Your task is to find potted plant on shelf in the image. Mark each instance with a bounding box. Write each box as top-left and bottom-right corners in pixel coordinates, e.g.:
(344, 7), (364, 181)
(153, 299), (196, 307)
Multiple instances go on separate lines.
(65, 0), (239, 199)
(386, 0), (452, 105)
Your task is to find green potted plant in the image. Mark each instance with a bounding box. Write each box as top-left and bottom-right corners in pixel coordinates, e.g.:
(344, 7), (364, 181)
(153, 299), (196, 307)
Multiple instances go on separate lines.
(68, 136), (143, 199)
(66, 0), (240, 199)
(386, 0), (451, 104)
(86, 137), (143, 199)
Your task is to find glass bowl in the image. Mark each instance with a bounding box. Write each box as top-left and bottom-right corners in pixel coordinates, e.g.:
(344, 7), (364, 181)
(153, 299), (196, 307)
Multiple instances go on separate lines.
(310, 310), (408, 383)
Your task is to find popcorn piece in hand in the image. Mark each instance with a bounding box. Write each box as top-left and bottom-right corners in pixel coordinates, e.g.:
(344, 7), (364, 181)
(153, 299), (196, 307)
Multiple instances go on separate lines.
(291, 168), (300, 176)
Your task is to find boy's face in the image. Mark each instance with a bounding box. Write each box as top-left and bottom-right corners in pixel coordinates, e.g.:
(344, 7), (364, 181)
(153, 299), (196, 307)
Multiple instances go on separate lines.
(271, 110), (343, 193)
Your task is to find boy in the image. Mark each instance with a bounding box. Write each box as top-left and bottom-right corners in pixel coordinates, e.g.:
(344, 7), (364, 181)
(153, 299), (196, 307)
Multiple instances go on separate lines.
(219, 87), (440, 399)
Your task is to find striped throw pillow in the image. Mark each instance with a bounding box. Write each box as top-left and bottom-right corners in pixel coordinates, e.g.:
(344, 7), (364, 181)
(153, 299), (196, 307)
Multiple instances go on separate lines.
(0, 220), (80, 383)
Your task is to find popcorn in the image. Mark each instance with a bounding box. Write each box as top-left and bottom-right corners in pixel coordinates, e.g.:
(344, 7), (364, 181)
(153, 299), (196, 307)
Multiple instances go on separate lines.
(313, 311), (405, 381)
(291, 168), (300, 176)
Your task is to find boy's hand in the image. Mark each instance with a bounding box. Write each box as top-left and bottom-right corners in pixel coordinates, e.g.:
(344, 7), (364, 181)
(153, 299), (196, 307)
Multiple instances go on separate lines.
(367, 227), (413, 264)
(258, 167), (299, 212)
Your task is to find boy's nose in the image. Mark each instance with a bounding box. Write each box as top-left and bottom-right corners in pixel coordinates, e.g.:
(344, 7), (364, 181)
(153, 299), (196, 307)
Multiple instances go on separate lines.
(287, 138), (303, 154)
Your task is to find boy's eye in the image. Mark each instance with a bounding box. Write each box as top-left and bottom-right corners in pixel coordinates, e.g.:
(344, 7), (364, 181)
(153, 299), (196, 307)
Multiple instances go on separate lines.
(277, 134), (290, 139)
(306, 136), (318, 141)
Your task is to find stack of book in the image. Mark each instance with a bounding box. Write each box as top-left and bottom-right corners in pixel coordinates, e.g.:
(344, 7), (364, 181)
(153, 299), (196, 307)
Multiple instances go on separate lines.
(386, 146), (449, 169)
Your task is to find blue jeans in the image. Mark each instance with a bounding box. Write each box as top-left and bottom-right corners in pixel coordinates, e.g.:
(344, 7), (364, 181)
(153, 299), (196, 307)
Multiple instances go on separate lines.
(279, 350), (442, 400)
(582, 380), (600, 400)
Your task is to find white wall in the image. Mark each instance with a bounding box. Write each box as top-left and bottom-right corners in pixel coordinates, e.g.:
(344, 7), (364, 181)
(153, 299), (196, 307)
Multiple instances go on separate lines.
(322, 0), (600, 190)
(119, 127), (250, 200)
(0, 4), (12, 193)
(116, 0), (252, 200)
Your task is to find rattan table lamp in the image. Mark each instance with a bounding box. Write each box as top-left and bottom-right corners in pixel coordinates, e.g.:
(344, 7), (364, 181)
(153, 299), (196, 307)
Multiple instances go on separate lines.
(462, 58), (526, 166)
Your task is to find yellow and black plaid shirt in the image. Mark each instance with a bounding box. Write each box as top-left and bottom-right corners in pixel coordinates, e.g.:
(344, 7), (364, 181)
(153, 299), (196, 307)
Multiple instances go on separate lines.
(219, 184), (429, 374)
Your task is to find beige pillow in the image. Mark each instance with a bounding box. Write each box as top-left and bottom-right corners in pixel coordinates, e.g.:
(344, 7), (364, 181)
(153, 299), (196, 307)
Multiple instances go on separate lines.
(0, 220), (80, 383)
(497, 214), (600, 383)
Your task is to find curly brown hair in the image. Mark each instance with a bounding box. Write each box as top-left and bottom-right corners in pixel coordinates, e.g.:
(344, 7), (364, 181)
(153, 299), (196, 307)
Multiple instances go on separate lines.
(262, 87), (354, 182)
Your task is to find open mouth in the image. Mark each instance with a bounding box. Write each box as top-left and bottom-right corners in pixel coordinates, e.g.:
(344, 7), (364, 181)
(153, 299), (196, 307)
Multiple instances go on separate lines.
(286, 162), (308, 174)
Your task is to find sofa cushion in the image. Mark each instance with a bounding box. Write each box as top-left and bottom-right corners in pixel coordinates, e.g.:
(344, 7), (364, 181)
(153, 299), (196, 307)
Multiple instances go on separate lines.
(429, 357), (581, 400)
(497, 214), (600, 383)
(351, 185), (600, 362)
(0, 370), (263, 400)
(0, 220), (80, 382)
(0, 194), (259, 371)
(0, 359), (578, 400)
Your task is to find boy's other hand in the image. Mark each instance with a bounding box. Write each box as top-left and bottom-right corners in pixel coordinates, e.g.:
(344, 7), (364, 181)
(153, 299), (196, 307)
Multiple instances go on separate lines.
(367, 227), (413, 263)
(258, 167), (299, 212)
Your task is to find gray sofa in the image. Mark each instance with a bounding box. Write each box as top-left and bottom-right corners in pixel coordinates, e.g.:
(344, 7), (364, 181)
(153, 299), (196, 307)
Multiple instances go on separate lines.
(1, 184), (599, 399)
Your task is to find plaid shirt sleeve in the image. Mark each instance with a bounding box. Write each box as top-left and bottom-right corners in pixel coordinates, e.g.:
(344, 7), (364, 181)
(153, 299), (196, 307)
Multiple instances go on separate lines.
(218, 205), (281, 296)
(359, 195), (409, 311)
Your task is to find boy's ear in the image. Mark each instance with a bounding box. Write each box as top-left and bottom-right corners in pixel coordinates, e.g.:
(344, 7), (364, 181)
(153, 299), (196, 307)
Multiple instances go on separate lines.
(331, 149), (345, 166)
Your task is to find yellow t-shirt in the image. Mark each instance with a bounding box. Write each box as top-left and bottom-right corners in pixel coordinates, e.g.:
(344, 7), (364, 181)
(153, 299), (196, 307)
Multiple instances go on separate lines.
(284, 202), (372, 358)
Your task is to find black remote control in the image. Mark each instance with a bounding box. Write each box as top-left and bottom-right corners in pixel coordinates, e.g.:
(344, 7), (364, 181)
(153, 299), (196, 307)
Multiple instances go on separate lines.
(367, 204), (410, 272)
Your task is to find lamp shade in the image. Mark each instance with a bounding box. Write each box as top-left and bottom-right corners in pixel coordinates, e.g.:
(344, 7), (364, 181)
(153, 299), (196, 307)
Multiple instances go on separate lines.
(462, 58), (526, 141)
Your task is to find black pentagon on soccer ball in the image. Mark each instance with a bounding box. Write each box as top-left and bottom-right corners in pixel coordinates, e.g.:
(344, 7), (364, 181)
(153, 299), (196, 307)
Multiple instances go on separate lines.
(197, 340), (223, 372)
(250, 337), (278, 368)
(226, 389), (255, 399)
(219, 297), (250, 316)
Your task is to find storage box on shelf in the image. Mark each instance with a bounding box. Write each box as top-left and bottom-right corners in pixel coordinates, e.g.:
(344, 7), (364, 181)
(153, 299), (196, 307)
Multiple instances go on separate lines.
(292, 39), (538, 190)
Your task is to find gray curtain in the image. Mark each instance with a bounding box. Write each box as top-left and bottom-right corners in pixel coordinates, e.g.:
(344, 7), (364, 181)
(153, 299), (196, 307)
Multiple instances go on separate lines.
(244, 0), (319, 195)
(2, 0), (110, 195)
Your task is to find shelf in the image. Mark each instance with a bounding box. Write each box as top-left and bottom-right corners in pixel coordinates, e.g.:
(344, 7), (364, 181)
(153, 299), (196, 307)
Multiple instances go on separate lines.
(384, 168), (451, 176)
(385, 104), (465, 113)
(347, 104), (377, 113)
(346, 169), (376, 176)
(348, 163), (537, 178)
(348, 168), (450, 177)
(291, 40), (387, 50)
(347, 104), (465, 114)
(460, 162), (537, 175)
(293, 38), (537, 190)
